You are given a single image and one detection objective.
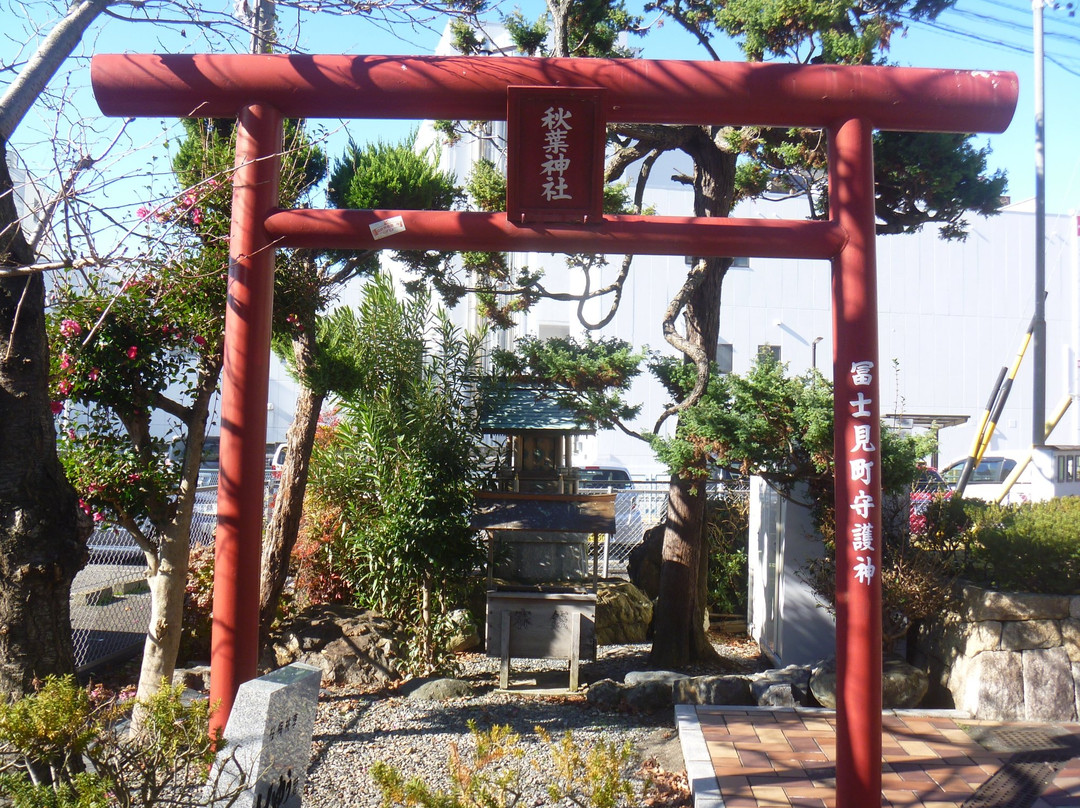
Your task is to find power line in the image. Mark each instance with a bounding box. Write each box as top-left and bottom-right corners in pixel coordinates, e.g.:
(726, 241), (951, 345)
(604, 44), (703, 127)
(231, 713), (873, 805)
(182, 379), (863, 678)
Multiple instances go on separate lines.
(952, 6), (1080, 45)
(966, 0), (1080, 33)
(901, 16), (1080, 76)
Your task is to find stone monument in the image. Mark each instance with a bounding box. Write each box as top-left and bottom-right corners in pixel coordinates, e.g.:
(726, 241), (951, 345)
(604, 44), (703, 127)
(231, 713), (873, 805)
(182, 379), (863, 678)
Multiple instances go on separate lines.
(207, 663), (321, 808)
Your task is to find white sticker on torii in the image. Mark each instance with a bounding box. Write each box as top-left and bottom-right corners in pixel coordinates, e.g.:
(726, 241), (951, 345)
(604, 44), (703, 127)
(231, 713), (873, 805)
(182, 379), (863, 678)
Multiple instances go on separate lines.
(370, 216), (406, 240)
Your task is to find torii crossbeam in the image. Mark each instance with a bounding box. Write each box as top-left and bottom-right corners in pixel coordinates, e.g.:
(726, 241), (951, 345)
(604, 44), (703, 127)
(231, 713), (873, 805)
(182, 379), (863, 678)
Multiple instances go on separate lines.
(92, 52), (1017, 808)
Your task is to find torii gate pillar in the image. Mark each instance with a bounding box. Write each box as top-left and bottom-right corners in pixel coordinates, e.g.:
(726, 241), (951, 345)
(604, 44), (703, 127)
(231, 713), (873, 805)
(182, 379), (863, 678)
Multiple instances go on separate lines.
(210, 103), (283, 727)
(830, 117), (884, 805)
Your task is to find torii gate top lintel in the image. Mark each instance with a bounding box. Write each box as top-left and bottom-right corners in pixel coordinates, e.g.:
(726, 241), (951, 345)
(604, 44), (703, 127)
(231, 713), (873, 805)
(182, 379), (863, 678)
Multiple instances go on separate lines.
(90, 53), (1016, 808)
(93, 53), (1017, 133)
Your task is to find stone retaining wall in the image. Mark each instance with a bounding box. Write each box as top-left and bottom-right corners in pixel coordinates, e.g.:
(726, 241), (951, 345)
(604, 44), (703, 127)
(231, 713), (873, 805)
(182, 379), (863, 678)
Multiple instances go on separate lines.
(914, 583), (1080, 721)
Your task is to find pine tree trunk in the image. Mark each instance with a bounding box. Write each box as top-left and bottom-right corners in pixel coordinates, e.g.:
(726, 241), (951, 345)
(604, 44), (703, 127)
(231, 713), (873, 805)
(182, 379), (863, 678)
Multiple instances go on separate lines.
(258, 379), (323, 639)
(649, 474), (704, 667)
(0, 140), (91, 696)
(649, 130), (735, 667)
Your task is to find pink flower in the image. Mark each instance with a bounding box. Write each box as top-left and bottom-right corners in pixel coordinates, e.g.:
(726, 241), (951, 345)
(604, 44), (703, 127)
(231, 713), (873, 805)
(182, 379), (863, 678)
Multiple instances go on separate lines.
(58, 379), (72, 395)
(88, 368), (100, 382)
(78, 499), (92, 515)
(137, 206), (150, 219)
(93, 512), (105, 523)
(190, 208), (203, 225)
(59, 319), (82, 338)
(182, 193), (196, 207)
(126, 346), (138, 360)
(67, 428), (76, 440)
(193, 335), (206, 347)
(60, 353), (73, 370)
(51, 401), (64, 415)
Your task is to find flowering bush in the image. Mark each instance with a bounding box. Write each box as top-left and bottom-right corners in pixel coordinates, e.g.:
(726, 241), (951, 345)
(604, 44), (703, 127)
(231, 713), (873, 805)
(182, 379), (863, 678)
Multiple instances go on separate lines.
(48, 117), (327, 531)
(46, 115), (329, 702)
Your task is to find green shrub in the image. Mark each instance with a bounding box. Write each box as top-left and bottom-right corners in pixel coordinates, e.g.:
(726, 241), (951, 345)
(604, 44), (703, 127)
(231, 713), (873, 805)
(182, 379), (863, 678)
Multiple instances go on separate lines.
(371, 722), (653, 808)
(0, 677), (225, 808)
(964, 497), (1080, 594)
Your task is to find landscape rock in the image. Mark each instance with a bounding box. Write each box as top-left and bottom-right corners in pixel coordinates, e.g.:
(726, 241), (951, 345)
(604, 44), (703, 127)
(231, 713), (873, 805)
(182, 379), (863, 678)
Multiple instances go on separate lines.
(962, 585), (1070, 622)
(809, 658), (838, 708)
(1063, 619), (1080, 663)
(588, 664), (826, 712)
(918, 583), (1080, 720)
(954, 650), (1025, 720)
(1022, 648), (1077, 722)
(444, 608), (480, 654)
(622, 670), (687, 706)
(585, 678), (624, 711)
(266, 604), (406, 687)
(751, 665), (813, 708)
(173, 665), (211, 692)
(406, 678), (475, 701)
(624, 670), (688, 688)
(1075, 663), (1080, 719)
(596, 581), (653, 645)
(963, 621), (1003, 656)
(623, 680), (676, 713)
(627, 524), (665, 600)
(1001, 619), (1062, 651)
(883, 657), (928, 708)
(672, 674), (753, 706)
(809, 657), (927, 709)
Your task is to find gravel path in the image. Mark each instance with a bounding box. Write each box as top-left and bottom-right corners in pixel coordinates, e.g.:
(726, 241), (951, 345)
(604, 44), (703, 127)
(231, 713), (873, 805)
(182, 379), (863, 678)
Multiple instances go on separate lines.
(304, 639), (764, 807)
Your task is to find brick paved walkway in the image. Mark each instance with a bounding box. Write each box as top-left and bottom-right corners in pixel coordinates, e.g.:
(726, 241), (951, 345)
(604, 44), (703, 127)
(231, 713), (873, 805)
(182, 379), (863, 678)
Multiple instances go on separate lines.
(676, 705), (1080, 808)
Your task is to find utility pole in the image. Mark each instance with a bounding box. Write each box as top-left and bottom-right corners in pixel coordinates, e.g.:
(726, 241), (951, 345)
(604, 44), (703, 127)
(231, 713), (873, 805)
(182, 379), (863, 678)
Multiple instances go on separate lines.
(1032, 0), (1047, 447)
(1073, 212), (1079, 443)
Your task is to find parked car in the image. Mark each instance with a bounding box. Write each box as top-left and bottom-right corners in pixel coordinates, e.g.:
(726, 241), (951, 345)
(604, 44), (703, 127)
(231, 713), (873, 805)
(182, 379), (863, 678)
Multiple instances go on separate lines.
(909, 466), (950, 533)
(574, 465), (633, 490)
(270, 442), (287, 480)
(940, 451), (1032, 503)
(574, 466), (643, 551)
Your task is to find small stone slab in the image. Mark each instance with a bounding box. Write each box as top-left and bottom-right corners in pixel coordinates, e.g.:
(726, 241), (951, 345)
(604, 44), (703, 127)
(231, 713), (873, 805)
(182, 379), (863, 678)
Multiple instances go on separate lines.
(207, 663), (321, 808)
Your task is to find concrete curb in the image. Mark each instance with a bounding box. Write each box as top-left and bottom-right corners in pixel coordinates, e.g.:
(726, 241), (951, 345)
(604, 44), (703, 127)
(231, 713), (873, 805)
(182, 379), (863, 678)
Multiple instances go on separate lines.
(675, 704), (725, 808)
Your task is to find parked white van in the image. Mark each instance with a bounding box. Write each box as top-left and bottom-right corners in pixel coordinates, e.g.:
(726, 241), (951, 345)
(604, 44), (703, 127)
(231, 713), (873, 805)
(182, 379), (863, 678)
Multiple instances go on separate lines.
(941, 446), (1080, 504)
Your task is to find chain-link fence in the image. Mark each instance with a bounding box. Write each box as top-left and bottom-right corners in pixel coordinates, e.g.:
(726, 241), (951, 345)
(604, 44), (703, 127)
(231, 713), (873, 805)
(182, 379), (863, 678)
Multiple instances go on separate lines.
(588, 480), (750, 577)
(70, 469), (254, 672)
(72, 524), (155, 672)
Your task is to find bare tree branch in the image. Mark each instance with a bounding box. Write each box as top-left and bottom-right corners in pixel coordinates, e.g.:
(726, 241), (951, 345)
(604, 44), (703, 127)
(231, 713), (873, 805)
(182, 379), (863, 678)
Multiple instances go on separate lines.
(0, 0), (116, 142)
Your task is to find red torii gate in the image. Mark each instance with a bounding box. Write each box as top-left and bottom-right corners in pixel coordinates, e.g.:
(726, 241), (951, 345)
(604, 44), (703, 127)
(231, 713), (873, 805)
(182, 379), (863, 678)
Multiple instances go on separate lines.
(91, 53), (1016, 807)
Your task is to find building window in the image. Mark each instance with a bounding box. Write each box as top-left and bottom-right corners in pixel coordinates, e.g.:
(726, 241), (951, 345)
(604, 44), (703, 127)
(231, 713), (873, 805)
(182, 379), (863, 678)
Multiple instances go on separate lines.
(538, 323), (571, 340)
(757, 344), (781, 363)
(716, 342), (733, 373)
(1057, 453), (1080, 483)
